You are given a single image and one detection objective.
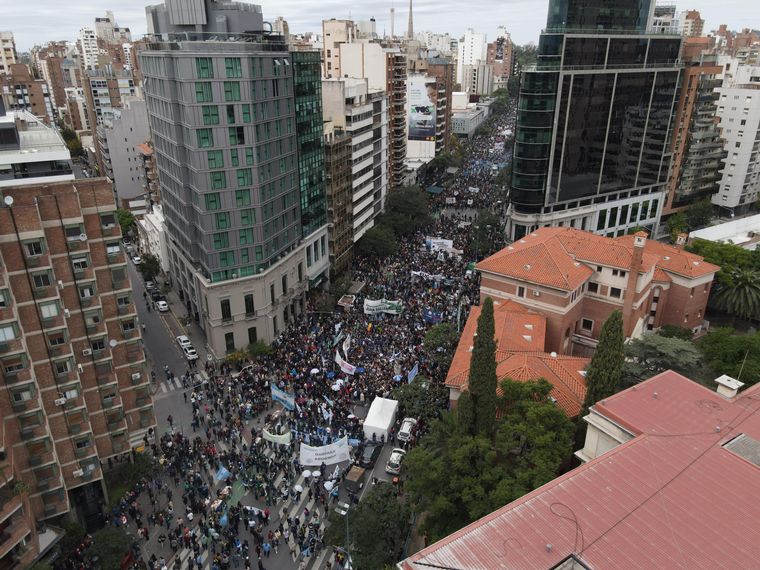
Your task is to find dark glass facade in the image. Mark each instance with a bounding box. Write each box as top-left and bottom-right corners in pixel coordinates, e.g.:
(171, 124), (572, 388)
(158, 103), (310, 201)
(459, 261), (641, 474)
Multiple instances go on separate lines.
(511, 0), (681, 216)
(291, 50), (327, 237)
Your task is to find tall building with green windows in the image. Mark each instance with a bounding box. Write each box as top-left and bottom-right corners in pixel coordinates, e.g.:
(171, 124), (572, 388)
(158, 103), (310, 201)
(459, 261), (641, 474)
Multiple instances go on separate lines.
(291, 49), (327, 239)
(141, 0), (330, 355)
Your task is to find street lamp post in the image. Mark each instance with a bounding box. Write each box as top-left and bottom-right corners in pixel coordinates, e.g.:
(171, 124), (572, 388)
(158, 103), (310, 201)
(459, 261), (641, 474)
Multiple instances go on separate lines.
(335, 501), (351, 568)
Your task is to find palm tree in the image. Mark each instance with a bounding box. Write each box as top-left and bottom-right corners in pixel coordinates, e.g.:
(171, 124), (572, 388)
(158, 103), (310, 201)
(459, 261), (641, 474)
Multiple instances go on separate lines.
(712, 268), (760, 321)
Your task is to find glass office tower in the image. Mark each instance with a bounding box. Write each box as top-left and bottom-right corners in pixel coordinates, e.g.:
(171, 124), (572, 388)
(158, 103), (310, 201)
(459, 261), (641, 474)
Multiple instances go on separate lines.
(509, 0), (682, 240)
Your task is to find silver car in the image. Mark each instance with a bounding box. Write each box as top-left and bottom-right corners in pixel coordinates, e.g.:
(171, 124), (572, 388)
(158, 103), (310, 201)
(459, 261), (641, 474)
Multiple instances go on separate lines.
(385, 448), (406, 475)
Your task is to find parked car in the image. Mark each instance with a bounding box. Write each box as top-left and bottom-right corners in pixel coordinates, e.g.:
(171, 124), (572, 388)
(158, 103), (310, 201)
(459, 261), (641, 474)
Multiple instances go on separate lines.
(150, 290), (162, 302)
(397, 418), (418, 444)
(385, 448), (406, 475)
(183, 346), (199, 361)
(145, 281), (156, 291)
(359, 443), (383, 468)
(176, 335), (192, 348)
(132, 255), (142, 265)
(156, 300), (169, 312)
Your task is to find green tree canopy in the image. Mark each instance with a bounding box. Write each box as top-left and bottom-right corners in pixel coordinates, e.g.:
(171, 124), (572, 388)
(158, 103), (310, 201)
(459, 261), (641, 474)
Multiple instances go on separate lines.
(622, 333), (704, 387)
(381, 186), (433, 237)
(88, 527), (132, 569)
(324, 482), (409, 570)
(581, 311), (624, 415)
(247, 341), (273, 358)
(392, 376), (448, 424)
(698, 327), (760, 387)
(139, 252), (161, 281)
(405, 379), (573, 541)
(658, 324), (694, 341)
(666, 212), (688, 242)
(116, 208), (136, 236)
(468, 297), (497, 436)
(685, 199), (714, 230)
(355, 224), (398, 258)
(60, 127), (83, 157)
(711, 268), (760, 321)
(423, 322), (459, 370)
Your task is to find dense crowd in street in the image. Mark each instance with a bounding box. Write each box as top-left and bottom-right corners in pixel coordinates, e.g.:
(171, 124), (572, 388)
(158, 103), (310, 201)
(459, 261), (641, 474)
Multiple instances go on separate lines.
(56, 102), (516, 570)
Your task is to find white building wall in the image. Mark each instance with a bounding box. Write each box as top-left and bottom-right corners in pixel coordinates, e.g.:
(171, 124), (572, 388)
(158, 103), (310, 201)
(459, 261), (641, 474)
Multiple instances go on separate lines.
(78, 28), (99, 70)
(456, 28), (487, 85)
(102, 98), (151, 202)
(0, 31), (17, 75)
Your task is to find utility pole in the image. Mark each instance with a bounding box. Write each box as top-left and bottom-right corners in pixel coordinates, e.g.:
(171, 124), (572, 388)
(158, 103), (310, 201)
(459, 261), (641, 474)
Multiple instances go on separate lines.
(335, 501), (351, 566)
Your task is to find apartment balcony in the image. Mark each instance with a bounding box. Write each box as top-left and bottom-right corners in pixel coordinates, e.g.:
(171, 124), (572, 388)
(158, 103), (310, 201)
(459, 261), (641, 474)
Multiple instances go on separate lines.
(0, 515), (32, 561)
(0, 491), (21, 528)
(0, 340), (23, 357)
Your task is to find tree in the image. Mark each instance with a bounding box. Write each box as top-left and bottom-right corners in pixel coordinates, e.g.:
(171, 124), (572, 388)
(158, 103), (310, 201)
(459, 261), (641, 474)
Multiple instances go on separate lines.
(139, 253), (161, 281)
(666, 212), (688, 242)
(469, 210), (502, 260)
(247, 341), (273, 358)
(355, 225), (398, 257)
(698, 328), (760, 387)
(382, 186), (433, 237)
(581, 311), (624, 414)
(392, 376), (448, 424)
(467, 297), (497, 436)
(423, 323), (459, 369)
(711, 268), (760, 321)
(456, 390), (476, 435)
(58, 521), (86, 558)
(88, 527), (132, 569)
(60, 127), (83, 157)
(116, 208), (136, 236)
(658, 324), (694, 341)
(685, 199), (714, 230)
(325, 483), (409, 570)
(622, 333), (704, 387)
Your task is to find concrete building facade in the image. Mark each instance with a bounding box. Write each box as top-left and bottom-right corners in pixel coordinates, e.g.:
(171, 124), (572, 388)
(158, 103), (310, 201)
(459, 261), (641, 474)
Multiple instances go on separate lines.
(0, 64), (55, 125)
(140, 0), (329, 354)
(323, 122), (353, 277)
(0, 178), (155, 561)
(322, 19), (355, 79)
(0, 31), (17, 76)
(456, 28), (487, 86)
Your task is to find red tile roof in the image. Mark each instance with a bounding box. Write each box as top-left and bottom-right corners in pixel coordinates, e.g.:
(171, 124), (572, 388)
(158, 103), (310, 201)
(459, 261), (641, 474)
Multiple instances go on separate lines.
(446, 300), (588, 417)
(476, 227), (719, 291)
(401, 371), (760, 570)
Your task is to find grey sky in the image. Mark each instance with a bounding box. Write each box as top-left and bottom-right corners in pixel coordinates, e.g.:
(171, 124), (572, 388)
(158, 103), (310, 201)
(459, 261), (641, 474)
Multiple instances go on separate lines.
(8, 0), (759, 51)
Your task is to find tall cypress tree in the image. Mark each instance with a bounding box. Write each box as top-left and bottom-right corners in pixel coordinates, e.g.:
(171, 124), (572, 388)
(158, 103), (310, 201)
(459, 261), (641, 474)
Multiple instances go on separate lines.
(456, 390), (476, 435)
(468, 297), (497, 436)
(581, 310), (625, 414)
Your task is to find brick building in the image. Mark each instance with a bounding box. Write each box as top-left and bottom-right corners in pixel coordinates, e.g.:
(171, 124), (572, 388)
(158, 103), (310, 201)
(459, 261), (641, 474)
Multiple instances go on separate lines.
(477, 227), (719, 356)
(0, 178), (155, 561)
(0, 64), (55, 125)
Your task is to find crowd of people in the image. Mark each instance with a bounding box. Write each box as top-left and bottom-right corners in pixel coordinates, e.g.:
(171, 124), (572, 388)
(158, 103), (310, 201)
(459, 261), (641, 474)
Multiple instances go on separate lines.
(55, 102), (516, 570)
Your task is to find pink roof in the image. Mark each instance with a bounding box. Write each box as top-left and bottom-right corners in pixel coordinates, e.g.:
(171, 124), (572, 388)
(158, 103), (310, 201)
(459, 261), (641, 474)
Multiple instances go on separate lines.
(401, 371), (760, 569)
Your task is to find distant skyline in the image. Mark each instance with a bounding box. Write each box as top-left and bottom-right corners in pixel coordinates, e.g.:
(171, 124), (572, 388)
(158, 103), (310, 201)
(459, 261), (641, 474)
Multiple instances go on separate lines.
(7, 0), (759, 51)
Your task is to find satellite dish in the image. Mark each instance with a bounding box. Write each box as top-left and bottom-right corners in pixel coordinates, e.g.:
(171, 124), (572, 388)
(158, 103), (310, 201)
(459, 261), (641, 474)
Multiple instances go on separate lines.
(108, 339), (118, 348)
(79, 233), (87, 242)
(3, 196), (13, 206)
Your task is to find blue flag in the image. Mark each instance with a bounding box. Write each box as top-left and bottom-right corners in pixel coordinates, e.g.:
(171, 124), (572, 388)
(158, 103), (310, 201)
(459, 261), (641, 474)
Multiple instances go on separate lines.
(407, 362), (419, 384)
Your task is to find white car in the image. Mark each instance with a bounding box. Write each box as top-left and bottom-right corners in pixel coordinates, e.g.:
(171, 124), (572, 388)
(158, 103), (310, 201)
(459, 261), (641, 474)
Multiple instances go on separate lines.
(183, 346), (199, 361)
(132, 256), (142, 265)
(385, 448), (406, 475)
(156, 300), (169, 312)
(397, 418), (418, 444)
(176, 335), (192, 349)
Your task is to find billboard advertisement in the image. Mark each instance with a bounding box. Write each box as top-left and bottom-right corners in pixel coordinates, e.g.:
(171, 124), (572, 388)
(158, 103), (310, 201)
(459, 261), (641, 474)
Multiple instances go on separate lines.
(407, 74), (437, 142)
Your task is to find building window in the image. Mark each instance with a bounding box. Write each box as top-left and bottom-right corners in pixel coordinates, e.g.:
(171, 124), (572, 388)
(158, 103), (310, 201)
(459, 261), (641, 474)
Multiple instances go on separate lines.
(237, 169), (253, 188)
(0, 324), (16, 342)
(203, 105), (220, 125)
(610, 287), (622, 299)
(210, 171), (226, 190)
(282, 274), (288, 295)
(227, 104), (235, 124)
(581, 318), (593, 332)
(219, 251), (235, 267)
(236, 189), (251, 207)
(298, 263), (303, 282)
(306, 245), (312, 267)
(196, 57), (213, 79)
(321, 236), (326, 257)
(205, 192), (221, 211)
(242, 104), (251, 123)
(588, 282), (598, 293)
(221, 299), (232, 322)
(517, 286), (525, 298)
(225, 332), (235, 353)
(48, 332), (65, 346)
(33, 272), (51, 288)
(100, 213), (116, 227)
(229, 126), (244, 145)
(224, 82), (241, 102)
(196, 128), (213, 148)
(270, 283), (275, 304)
(213, 232), (229, 250)
(247, 326), (257, 344)
(207, 150), (224, 169)
(612, 269), (627, 278)
(241, 209), (254, 226)
(40, 302), (59, 319)
(244, 294), (255, 316)
(25, 241), (43, 257)
(245, 147), (254, 166)
(225, 57), (242, 78)
(0, 290), (8, 308)
(255, 246), (263, 261)
(239, 228), (253, 245)
(215, 212), (231, 230)
(195, 82), (213, 103)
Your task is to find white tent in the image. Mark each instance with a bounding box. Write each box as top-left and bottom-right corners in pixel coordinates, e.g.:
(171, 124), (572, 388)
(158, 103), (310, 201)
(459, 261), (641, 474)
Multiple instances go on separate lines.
(362, 397), (398, 441)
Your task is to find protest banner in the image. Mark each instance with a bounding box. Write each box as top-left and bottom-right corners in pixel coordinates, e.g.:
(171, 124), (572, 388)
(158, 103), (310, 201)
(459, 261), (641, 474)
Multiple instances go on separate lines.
(299, 436), (351, 466)
(262, 428), (292, 445)
(334, 350), (356, 375)
(342, 333), (351, 357)
(363, 298), (404, 315)
(407, 362), (419, 384)
(271, 385), (295, 411)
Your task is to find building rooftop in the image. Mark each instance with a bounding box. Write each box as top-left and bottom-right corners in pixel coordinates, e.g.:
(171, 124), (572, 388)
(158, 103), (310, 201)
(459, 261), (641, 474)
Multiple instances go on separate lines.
(0, 110), (69, 154)
(688, 213), (760, 251)
(477, 227), (719, 291)
(401, 371), (760, 570)
(446, 299), (588, 417)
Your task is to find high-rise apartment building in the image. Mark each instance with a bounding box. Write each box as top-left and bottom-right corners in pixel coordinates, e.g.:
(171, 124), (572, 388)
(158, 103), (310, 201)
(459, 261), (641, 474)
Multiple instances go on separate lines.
(712, 57), (760, 214)
(427, 57), (454, 153)
(509, 0), (682, 241)
(77, 28), (99, 70)
(0, 64), (55, 125)
(679, 9), (704, 38)
(322, 19), (356, 79)
(663, 38), (725, 214)
(456, 28), (487, 86)
(461, 62), (493, 96)
(141, 0), (329, 354)
(0, 32), (17, 76)
(322, 77), (389, 241)
(487, 28), (513, 92)
(323, 121), (353, 276)
(0, 171), (155, 561)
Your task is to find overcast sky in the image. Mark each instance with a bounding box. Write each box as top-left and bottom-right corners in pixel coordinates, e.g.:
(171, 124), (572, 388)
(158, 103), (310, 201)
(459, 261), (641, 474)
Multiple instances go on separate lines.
(8, 0), (759, 51)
